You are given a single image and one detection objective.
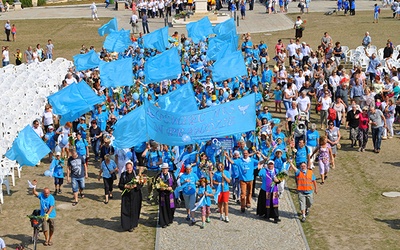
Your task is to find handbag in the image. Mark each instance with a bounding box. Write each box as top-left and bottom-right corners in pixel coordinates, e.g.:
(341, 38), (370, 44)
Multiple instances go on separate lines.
(316, 103), (322, 112)
(105, 162), (117, 180)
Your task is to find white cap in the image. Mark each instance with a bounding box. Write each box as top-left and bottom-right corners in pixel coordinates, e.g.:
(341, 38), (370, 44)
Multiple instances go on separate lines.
(56, 152), (61, 156)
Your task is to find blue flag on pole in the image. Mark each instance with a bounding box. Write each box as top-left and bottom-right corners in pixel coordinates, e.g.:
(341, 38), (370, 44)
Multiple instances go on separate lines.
(113, 106), (147, 149)
(186, 16), (213, 44)
(143, 26), (169, 52)
(207, 33), (238, 61)
(213, 18), (236, 37)
(145, 93), (256, 146)
(48, 81), (103, 125)
(99, 58), (133, 87)
(212, 51), (247, 82)
(98, 17), (118, 36)
(5, 125), (51, 167)
(144, 47), (181, 84)
(103, 29), (131, 53)
(157, 83), (198, 113)
(73, 50), (101, 71)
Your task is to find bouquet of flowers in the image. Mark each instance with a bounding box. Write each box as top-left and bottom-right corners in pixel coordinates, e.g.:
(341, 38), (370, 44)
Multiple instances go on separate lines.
(121, 174), (148, 196)
(271, 171), (289, 190)
(154, 177), (173, 192)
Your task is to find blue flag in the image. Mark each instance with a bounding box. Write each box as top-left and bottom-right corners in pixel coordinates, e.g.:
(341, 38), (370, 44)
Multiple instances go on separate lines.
(157, 83), (197, 113)
(186, 16), (213, 44)
(145, 94), (256, 146)
(143, 26), (169, 52)
(212, 51), (247, 82)
(207, 33), (238, 61)
(213, 18), (236, 36)
(144, 47), (181, 84)
(103, 29), (131, 53)
(48, 81), (103, 125)
(113, 106), (147, 149)
(73, 50), (101, 71)
(99, 58), (133, 87)
(98, 17), (118, 36)
(5, 125), (51, 167)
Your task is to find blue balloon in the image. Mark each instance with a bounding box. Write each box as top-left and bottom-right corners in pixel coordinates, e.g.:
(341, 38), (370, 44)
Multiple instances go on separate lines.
(61, 135), (68, 145)
(182, 134), (191, 143)
(206, 100), (212, 106)
(223, 91), (229, 99)
(133, 93), (139, 101)
(138, 71), (144, 77)
(261, 57), (267, 64)
(126, 151), (133, 160)
(55, 145), (62, 153)
(140, 49), (144, 54)
(44, 170), (52, 177)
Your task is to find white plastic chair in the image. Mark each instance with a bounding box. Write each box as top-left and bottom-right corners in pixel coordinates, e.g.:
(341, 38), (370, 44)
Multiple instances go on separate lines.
(378, 48), (384, 61)
(0, 167), (11, 204)
(392, 50), (399, 60)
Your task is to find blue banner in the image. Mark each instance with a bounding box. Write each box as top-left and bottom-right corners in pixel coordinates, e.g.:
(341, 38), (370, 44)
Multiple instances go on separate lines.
(144, 47), (181, 84)
(112, 106), (147, 149)
(207, 33), (238, 61)
(103, 29), (131, 53)
(157, 83), (197, 113)
(145, 94), (256, 146)
(98, 17), (118, 36)
(213, 18), (236, 37)
(143, 26), (169, 52)
(73, 50), (101, 71)
(5, 125), (51, 167)
(186, 16), (213, 44)
(48, 81), (103, 125)
(99, 57), (133, 87)
(212, 51), (247, 82)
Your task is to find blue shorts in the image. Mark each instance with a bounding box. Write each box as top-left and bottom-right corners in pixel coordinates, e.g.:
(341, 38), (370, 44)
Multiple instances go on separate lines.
(71, 177), (85, 193)
(54, 177), (64, 186)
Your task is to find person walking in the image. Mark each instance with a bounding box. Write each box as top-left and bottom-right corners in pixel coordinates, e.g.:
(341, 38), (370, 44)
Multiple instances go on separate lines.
(98, 154), (118, 204)
(90, 2), (100, 20)
(67, 149), (88, 206)
(45, 39), (54, 59)
(4, 20), (10, 42)
(155, 163), (176, 228)
(289, 160), (317, 222)
(118, 161), (143, 232)
(369, 106), (386, 153)
(31, 180), (56, 246)
(357, 106), (370, 152)
(142, 12), (150, 34)
(130, 11), (139, 34)
(373, 4), (380, 23)
(213, 162), (231, 222)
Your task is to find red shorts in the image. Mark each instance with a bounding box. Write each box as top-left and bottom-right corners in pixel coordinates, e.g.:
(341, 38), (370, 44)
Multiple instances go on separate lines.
(218, 191), (229, 203)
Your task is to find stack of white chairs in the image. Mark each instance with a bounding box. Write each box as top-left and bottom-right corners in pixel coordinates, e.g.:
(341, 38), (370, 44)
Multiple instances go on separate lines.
(0, 58), (72, 204)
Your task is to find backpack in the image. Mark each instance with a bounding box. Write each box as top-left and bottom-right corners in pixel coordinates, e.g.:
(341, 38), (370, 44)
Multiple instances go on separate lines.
(328, 107), (337, 121)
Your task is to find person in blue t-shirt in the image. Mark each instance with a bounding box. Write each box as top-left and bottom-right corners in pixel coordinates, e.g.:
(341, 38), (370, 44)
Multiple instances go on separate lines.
(74, 132), (89, 163)
(31, 180), (56, 246)
(226, 150), (261, 213)
(306, 123), (320, 169)
(273, 85), (283, 113)
(98, 154), (118, 204)
(179, 164), (199, 225)
(76, 117), (88, 139)
(50, 152), (64, 195)
(295, 139), (310, 168)
(197, 178), (213, 229)
(142, 141), (163, 202)
(213, 162), (231, 222)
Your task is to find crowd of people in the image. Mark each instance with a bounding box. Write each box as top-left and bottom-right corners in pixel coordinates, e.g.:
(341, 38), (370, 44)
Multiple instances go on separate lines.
(2, 20), (55, 66)
(9, 3), (397, 246)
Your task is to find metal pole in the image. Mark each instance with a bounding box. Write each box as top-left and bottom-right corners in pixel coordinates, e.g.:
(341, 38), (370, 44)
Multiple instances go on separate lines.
(236, 15), (239, 26)
(234, 10), (236, 21)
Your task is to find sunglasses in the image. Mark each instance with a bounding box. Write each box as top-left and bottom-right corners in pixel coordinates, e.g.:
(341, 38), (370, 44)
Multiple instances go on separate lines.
(329, 124), (334, 126)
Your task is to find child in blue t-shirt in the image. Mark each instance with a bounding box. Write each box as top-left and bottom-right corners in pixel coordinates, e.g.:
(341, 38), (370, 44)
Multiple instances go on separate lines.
(197, 178), (213, 229)
(373, 4), (380, 23)
(230, 2), (236, 17)
(50, 152), (65, 194)
(273, 85), (282, 113)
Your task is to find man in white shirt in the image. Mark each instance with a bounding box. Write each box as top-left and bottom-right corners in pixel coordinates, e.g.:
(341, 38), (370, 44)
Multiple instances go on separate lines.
(0, 237), (6, 250)
(130, 12), (139, 34)
(287, 39), (297, 66)
(294, 69), (305, 90)
(297, 91), (311, 118)
(286, 101), (299, 135)
(300, 42), (311, 67)
(2, 46), (9, 67)
(32, 120), (44, 138)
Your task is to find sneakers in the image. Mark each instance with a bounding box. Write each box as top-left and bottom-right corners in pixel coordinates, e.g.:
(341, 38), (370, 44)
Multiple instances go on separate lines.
(200, 223), (205, 229)
(361, 148), (365, 152)
(190, 219), (196, 226)
(241, 208), (245, 213)
(306, 208), (310, 216)
(232, 194), (236, 200)
(58, 189), (62, 194)
(358, 147), (362, 152)
(225, 216), (229, 223)
(301, 216), (306, 222)
(186, 215), (190, 221)
(220, 214), (225, 221)
(206, 217), (210, 223)
(382, 137), (387, 140)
